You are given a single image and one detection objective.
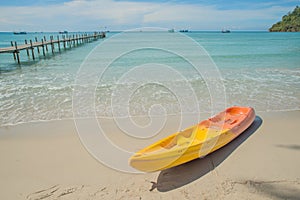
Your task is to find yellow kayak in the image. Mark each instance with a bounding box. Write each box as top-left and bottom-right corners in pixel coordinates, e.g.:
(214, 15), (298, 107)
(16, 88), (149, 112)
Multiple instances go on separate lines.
(129, 106), (255, 172)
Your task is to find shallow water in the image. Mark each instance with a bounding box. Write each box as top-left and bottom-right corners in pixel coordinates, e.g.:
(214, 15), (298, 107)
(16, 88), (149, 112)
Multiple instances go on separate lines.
(0, 31), (299, 126)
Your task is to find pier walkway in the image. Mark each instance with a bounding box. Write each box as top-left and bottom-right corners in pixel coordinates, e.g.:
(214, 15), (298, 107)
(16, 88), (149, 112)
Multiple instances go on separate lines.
(0, 32), (105, 64)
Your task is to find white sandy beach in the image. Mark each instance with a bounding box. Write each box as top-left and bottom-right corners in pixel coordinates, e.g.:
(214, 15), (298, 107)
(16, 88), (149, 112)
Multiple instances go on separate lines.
(0, 111), (299, 200)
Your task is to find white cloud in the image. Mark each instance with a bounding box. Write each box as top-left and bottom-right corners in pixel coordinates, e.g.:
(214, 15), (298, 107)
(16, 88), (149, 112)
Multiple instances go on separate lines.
(0, 0), (296, 31)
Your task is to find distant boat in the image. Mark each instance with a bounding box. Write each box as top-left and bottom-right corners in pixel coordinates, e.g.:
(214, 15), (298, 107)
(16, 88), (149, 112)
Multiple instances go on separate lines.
(13, 31), (27, 35)
(221, 29), (231, 33)
(168, 28), (175, 33)
(59, 30), (68, 34)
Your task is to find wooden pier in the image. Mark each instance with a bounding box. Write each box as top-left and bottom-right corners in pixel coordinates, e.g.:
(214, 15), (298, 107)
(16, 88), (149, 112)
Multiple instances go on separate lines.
(0, 32), (106, 64)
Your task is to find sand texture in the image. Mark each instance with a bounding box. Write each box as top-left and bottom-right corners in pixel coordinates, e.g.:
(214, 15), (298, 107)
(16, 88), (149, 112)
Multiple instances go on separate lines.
(0, 111), (299, 199)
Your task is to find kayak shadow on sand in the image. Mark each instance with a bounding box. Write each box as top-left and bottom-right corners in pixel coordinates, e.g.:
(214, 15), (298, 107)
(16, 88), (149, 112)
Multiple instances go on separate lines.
(151, 116), (263, 192)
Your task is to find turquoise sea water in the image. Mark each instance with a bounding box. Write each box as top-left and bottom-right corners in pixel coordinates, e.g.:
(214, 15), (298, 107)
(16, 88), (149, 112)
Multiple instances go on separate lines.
(0, 31), (299, 126)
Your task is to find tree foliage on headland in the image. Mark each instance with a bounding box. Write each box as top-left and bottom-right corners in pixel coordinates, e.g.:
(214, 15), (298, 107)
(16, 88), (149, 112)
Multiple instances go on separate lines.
(269, 6), (300, 32)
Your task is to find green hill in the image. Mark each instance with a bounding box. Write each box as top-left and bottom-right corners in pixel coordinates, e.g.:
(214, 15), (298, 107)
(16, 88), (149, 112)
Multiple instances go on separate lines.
(269, 6), (300, 32)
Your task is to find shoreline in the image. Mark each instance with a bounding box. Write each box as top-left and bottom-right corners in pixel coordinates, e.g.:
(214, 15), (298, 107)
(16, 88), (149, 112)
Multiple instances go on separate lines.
(0, 110), (299, 199)
(1, 108), (299, 128)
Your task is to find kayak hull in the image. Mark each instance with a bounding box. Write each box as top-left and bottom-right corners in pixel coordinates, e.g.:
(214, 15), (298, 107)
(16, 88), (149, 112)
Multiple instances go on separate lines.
(129, 106), (255, 172)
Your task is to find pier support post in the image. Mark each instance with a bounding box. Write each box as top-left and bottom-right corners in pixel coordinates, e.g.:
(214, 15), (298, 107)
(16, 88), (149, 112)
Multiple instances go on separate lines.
(30, 40), (35, 60)
(10, 41), (16, 60)
(62, 35), (66, 49)
(70, 35), (72, 48)
(14, 41), (20, 64)
(50, 36), (54, 54)
(25, 40), (30, 56)
(41, 39), (46, 57)
(68, 35), (71, 48)
(44, 36), (48, 52)
(35, 37), (40, 54)
(57, 35), (61, 52)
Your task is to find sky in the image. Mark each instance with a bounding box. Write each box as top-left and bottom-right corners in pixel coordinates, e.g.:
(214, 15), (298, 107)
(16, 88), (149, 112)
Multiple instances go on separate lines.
(0, 0), (299, 31)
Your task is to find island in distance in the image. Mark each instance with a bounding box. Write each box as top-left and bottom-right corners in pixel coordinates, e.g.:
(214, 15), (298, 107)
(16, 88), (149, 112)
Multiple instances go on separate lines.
(269, 6), (300, 32)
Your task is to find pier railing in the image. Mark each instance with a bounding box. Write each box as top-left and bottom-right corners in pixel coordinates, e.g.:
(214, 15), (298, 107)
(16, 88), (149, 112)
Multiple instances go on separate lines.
(0, 32), (106, 64)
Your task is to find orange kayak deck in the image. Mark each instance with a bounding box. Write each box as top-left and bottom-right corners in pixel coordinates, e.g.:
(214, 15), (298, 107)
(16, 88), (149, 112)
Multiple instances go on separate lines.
(129, 106), (255, 172)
